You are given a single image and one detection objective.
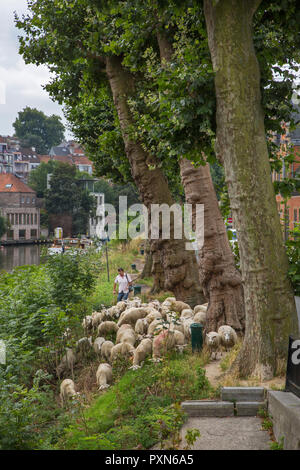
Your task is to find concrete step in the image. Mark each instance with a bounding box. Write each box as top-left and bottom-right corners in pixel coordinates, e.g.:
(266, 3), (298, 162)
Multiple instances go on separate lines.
(236, 401), (266, 416)
(181, 400), (234, 417)
(221, 387), (265, 402)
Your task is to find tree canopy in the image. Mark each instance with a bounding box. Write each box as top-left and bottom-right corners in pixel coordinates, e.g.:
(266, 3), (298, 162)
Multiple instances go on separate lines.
(45, 162), (96, 234)
(13, 106), (65, 154)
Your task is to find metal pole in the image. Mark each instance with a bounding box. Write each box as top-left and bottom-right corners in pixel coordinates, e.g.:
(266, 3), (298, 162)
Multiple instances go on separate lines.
(105, 243), (110, 282)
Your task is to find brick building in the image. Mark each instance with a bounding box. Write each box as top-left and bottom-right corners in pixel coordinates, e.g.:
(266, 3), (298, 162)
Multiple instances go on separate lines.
(0, 174), (40, 242)
(272, 106), (300, 234)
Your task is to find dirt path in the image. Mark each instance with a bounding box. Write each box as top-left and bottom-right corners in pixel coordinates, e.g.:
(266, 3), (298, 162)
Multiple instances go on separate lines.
(203, 356), (285, 390)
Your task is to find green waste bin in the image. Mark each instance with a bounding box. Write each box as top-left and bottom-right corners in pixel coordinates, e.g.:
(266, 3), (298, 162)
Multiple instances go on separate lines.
(190, 323), (203, 352)
(131, 264), (137, 270)
(133, 285), (142, 295)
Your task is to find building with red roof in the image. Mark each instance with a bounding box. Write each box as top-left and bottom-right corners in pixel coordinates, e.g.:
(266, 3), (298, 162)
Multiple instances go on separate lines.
(0, 174), (40, 243)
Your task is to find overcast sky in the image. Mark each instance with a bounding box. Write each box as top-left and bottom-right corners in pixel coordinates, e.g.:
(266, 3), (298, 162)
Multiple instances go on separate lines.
(0, 0), (72, 139)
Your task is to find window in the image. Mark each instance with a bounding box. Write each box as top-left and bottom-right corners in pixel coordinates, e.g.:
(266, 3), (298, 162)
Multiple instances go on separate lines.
(26, 197), (30, 204)
(30, 229), (37, 238)
(34, 214), (37, 224)
(32, 198), (35, 205)
(27, 214), (30, 224)
(19, 229), (25, 239)
(10, 214), (14, 225)
(21, 196), (25, 204)
(31, 214), (33, 225)
(294, 209), (297, 222)
(7, 230), (14, 240)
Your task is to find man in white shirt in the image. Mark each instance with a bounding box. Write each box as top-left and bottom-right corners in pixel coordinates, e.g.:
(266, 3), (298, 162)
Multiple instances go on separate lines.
(113, 268), (132, 302)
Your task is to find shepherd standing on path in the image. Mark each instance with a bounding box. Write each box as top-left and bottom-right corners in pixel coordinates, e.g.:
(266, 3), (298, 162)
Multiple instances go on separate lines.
(113, 268), (132, 301)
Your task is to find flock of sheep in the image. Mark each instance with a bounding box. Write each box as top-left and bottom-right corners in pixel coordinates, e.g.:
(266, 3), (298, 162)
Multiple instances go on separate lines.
(59, 296), (238, 405)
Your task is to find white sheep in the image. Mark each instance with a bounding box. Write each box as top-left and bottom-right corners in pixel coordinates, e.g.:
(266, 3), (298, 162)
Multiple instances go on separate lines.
(180, 309), (194, 320)
(57, 348), (76, 380)
(130, 338), (152, 369)
(82, 315), (93, 333)
(60, 378), (79, 406)
(147, 319), (164, 336)
(182, 317), (194, 341)
(98, 321), (119, 337)
(145, 309), (162, 324)
(194, 304), (207, 314)
(92, 311), (106, 329)
(110, 342), (135, 363)
(205, 332), (221, 360)
(76, 337), (92, 356)
(218, 325), (238, 352)
(193, 311), (206, 325)
(174, 330), (185, 346)
(135, 318), (148, 335)
(96, 363), (113, 390)
(152, 329), (176, 361)
(93, 337), (106, 355)
(101, 340), (114, 362)
(116, 324), (136, 347)
(117, 307), (148, 327)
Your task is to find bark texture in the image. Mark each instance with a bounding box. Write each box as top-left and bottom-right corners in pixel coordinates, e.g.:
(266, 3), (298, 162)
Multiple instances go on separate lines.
(105, 56), (203, 306)
(140, 240), (153, 279)
(204, 0), (299, 379)
(180, 159), (245, 333)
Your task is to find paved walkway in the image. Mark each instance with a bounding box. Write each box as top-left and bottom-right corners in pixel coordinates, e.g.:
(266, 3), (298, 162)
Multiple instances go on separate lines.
(180, 416), (271, 450)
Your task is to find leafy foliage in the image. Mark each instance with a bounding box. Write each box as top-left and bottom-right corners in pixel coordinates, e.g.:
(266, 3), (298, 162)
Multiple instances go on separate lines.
(285, 226), (300, 296)
(13, 106), (65, 154)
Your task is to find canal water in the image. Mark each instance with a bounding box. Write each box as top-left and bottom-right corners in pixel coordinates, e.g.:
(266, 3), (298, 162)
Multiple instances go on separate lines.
(0, 244), (43, 272)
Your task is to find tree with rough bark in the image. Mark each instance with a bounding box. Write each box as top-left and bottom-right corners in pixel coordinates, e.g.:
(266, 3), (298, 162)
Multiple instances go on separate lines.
(203, 0), (299, 379)
(155, 27), (245, 332)
(16, 0), (203, 305)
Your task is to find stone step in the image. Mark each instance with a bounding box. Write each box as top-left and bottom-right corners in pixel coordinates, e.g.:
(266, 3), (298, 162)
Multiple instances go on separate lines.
(181, 401), (234, 417)
(221, 387), (265, 402)
(236, 401), (266, 416)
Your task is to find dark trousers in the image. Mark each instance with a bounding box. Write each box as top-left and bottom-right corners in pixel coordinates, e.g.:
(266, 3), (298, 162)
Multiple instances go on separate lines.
(117, 292), (129, 302)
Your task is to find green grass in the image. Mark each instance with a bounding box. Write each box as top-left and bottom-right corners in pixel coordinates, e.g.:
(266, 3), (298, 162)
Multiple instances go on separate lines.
(89, 242), (143, 308)
(57, 349), (213, 450)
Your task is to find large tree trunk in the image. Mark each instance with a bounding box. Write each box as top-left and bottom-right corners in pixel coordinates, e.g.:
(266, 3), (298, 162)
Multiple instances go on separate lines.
(105, 56), (204, 306)
(180, 159), (245, 334)
(204, 0), (299, 379)
(140, 240), (153, 279)
(157, 31), (244, 331)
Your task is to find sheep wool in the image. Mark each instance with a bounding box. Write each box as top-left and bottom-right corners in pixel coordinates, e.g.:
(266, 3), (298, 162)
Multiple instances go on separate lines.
(93, 337), (106, 354)
(60, 379), (78, 406)
(116, 324), (136, 346)
(206, 332), (221, 359)
(132, 338), (152, 367)
(98, 321), (119, 337)
(152, 330), (176, 359)
(101, 340), (114, 362)
(193, 311), (206, 325)
(218, 325), (238, 351)
(110, 342), (135, 362)
(135, 318), (148, 335)
(194, 304), (207, 314)
(96, 363), (113, 390)
(147, 319), (164, 336)
(117, 307), (149, 327)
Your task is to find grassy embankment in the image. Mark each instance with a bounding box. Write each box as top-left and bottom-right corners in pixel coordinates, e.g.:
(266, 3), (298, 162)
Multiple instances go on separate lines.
(0, 239), (212, 450)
